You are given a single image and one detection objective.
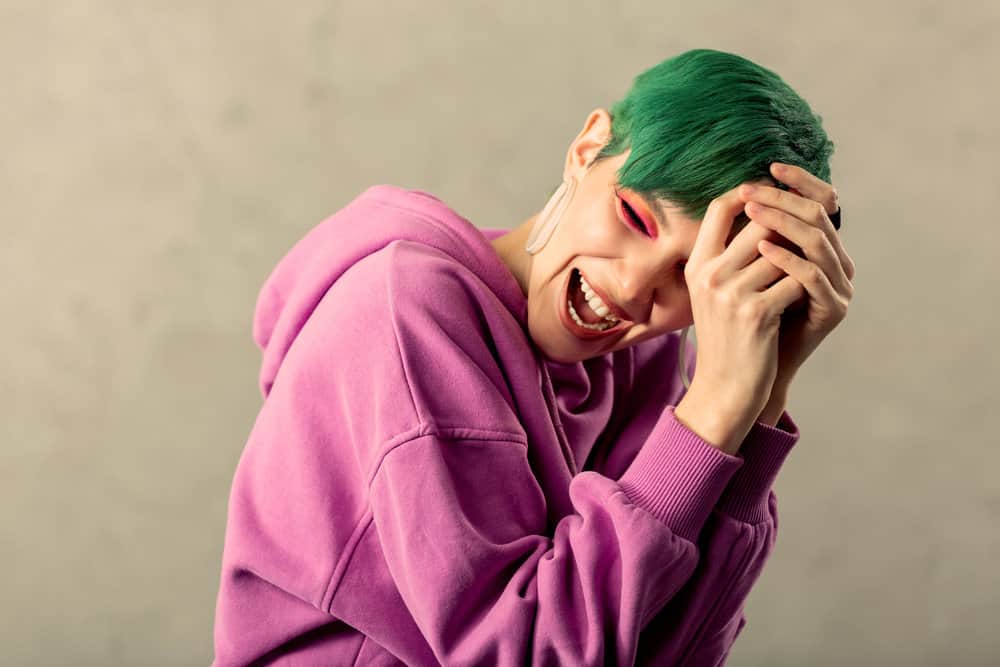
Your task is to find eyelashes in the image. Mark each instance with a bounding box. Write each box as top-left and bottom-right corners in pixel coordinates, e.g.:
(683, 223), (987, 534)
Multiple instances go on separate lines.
(615, 189), (650, 237)
(614, 187), (686, 283)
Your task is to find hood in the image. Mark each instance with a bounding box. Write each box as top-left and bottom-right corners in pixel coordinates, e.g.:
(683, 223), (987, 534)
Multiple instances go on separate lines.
(251, 184), (527, 399)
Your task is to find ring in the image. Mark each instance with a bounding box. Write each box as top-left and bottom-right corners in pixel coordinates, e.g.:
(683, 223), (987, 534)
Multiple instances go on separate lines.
(829, 208), (842, 230)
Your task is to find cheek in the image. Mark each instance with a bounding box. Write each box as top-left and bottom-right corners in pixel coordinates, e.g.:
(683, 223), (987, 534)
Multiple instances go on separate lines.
(650, 291), (694, 329)
(572, 216), (619, 247)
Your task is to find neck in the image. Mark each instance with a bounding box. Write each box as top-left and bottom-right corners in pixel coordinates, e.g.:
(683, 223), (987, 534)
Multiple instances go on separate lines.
(489, 213), (537, 298)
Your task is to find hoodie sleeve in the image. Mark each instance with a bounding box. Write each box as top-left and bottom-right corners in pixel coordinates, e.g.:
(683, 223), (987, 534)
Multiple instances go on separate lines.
(633, 495), (777, 666)
(675, 335), (801, 525)
(629, 373), (800, 663)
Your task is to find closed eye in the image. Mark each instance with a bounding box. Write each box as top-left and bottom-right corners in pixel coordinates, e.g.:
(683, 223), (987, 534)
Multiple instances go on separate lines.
(617, 192), (650, 236)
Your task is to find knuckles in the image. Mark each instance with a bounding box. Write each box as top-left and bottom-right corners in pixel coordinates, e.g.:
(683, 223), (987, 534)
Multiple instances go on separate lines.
(807, 226), (826, 249)
(736, 298), (766, 323)
(813, 200), (827, 222)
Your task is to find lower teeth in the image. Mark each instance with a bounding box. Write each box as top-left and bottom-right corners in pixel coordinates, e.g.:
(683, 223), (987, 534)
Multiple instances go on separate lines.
(567, 300), (617, 331)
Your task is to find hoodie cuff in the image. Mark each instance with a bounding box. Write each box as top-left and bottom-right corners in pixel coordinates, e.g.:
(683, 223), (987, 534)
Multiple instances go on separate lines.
(714, 409), (800, 524)
(617, 406), (745, 543)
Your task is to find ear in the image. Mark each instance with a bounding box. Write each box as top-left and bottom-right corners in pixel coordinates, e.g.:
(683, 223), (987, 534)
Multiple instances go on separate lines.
(563, 108), (612, 182)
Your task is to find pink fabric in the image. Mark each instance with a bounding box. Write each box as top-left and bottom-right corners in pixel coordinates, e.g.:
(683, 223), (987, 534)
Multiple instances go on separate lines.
(211, 184), (800, 666)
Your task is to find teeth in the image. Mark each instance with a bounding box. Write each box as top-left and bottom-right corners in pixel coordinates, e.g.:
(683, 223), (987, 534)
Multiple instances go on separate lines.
(567, 300), (616, 331)
(578, 273), (620, 323)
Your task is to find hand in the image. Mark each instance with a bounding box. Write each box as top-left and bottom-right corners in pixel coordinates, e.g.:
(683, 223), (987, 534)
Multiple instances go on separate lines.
(675, 184), (817, 453)
(739, 162), (856, 395)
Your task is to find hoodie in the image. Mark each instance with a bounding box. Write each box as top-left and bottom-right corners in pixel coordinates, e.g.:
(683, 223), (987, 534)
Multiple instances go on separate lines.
(211, 184), (800, 666)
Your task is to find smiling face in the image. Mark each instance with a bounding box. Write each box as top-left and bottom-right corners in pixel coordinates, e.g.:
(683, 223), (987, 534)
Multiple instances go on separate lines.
(523, 148), (699, 364)
(491, 108), (775, 365)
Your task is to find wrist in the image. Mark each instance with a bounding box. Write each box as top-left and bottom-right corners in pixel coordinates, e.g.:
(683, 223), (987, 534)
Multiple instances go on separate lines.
(756, 402), (785, 427)
(757, 386), (790, 427)
(675, 387), (759, 455)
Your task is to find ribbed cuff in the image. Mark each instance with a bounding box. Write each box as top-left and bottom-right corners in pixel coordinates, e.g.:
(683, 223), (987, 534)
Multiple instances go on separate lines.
(617, 406), (745, 543)
(714, 409), (800, 524)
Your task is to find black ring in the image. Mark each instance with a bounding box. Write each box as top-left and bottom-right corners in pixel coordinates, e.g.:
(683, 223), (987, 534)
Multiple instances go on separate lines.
(829, 208), (842, 230)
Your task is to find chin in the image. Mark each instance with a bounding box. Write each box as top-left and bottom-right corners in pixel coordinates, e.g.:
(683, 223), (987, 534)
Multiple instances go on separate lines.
(525, 321), (578, 364)
(530, 335), (580, 365)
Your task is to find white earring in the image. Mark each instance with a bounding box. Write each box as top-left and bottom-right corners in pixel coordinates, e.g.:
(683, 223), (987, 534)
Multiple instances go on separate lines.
(678, 325), (694, 390)
(525, 177), (576, 255)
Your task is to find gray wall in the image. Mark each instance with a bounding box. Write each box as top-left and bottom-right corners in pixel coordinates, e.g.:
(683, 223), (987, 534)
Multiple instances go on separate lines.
(3, 1), (998, 665)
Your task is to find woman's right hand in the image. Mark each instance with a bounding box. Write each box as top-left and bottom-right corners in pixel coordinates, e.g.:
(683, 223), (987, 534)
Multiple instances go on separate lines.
(673, 184), (807, 451)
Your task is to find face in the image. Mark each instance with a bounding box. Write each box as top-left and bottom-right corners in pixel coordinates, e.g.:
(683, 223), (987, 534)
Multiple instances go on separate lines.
(511, 109), (774, 365)
(523, 149), (694, 363)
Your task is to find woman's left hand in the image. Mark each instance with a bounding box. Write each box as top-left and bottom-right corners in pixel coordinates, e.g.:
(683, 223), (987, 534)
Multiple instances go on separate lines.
(740, 162), (856, 392)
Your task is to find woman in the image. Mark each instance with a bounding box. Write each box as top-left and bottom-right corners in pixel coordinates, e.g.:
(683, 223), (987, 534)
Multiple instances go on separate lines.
(212, 48), (854, 666)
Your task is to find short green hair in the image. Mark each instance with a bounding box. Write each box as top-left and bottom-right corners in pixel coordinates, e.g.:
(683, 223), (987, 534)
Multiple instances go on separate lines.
(592, 48), (835, 221)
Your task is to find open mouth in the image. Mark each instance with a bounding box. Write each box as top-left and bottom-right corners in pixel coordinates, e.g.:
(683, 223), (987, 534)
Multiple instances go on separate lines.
(561, 268), (628, 339)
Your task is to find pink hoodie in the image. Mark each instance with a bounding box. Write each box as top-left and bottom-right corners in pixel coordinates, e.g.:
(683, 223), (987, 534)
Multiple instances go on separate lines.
(211, 184), (800, 666)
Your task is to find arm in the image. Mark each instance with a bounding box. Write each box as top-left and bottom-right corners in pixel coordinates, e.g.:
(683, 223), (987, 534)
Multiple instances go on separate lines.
(756, 386), (790, 428)
(358, 412), (744, 666)
(348, 289), (800, 666)
(616, 337), (800, 665)
(634, 388), (799, 665)
(635, 494), (778, 666)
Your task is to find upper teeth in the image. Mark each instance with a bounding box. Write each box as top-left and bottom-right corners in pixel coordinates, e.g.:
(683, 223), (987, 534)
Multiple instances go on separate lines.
(579, 273), (620, 323)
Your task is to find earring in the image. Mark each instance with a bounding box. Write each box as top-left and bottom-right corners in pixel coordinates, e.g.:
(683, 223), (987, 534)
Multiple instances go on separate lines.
(525, 177), (576, 255)
(677, 325), (694, 390)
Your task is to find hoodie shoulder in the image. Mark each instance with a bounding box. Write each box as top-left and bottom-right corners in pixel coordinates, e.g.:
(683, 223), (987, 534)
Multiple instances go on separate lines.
(300, 239), (527, 437)
(253, 184), (528, 399)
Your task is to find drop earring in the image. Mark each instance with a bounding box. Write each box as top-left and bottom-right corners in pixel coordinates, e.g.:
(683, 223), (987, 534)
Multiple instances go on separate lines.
(525, 177), (577, 255)
(678, 325), (695, 390)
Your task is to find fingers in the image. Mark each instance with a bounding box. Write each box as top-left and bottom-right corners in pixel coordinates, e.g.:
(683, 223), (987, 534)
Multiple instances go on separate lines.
(767, 163), (853, 278)
(742, 183), (857, 283)
(744, 200), (853, 297)
(690, 186), (752, 265)
(760, 240), (851, 318)
(732, 254), (787, 293)
(740, 183), (832, 226)
(761, 272), (809, 317)
(768, 162), (839, 214)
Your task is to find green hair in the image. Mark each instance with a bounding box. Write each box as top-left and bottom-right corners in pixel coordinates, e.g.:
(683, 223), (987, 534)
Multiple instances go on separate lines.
(590, 48), (835, 221)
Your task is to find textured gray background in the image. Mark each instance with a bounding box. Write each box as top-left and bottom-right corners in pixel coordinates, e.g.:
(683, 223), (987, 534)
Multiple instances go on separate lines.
(3, 1), (998, 665)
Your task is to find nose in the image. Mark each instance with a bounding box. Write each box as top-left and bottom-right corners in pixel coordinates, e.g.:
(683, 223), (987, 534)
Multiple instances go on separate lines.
(617, 257), (677, 323)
